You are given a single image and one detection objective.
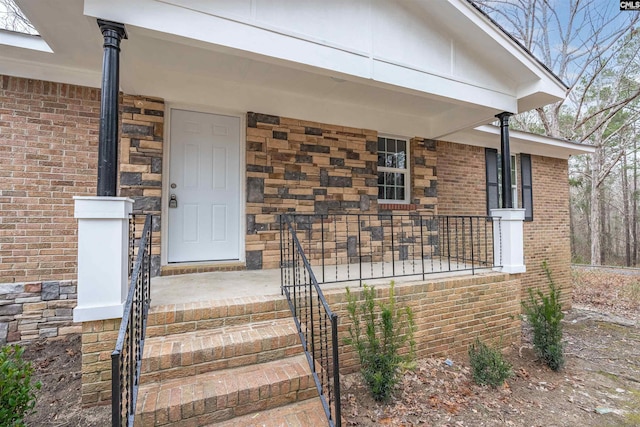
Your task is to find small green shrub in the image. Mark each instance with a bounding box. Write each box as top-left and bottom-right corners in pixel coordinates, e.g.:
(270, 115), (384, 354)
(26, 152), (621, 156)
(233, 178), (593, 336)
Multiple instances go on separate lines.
(468, 337), (512, 387)
(522, 261), (565, 371)
(344, 282), (416, 401)
(0, 345), (41, 426)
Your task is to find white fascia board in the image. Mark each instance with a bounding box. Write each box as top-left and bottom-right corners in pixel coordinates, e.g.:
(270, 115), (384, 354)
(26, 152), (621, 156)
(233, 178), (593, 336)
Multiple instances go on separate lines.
(0, 30), (52, 53)
(0, 55), (101, 88)
(84, 0), (371, 78)
(443, 125), (595, 159)
(84, 0), (519, 113)
(449, 0), (567, 97)
(372, 59), (517, 113)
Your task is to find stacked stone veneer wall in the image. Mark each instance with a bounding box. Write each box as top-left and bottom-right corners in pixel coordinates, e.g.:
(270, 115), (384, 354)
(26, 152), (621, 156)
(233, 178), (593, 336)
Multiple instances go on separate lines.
(326, 272), (521, 373)
(245, 112), (438, 270)
(119, 95), (164, 276)
(0, 280), (80, 344)
(436, 141), (573, 307)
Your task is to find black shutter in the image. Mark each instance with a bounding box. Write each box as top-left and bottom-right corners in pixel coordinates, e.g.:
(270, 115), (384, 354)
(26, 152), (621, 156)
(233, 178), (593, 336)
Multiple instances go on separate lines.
(521, 153), (533, 221)
(485, 148), (499, 215)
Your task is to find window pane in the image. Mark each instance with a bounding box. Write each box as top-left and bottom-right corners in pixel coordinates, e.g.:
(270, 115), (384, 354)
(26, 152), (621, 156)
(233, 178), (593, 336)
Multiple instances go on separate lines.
(378, 172), (384, 185)
(378, 153), (385, 167)
(383, 172), (391, 186)
(378, 137), (385, 152)
(397, 152), (406, 169)
(397, 187), (405, 200)
(396, 173), (405, 186)
(397, 140), (406, 154)
(387, 139), (396, 153)
(386, 154), (396, 168)
(378, 186), (384, 199)
(386, 187), (394, 200)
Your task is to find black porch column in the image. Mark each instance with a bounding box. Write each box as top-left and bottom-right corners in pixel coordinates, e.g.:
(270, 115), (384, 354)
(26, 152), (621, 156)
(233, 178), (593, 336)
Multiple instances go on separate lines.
(96, 20), (127, 197)
(496, 112), (513, 209)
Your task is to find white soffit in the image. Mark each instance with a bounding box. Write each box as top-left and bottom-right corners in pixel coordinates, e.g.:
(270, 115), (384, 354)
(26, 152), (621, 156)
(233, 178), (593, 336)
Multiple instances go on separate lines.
(1, 0), (102, 87)
(0, 30), (51, 52)
(443, 125), (595, 159)
(82, 0), (558, 112)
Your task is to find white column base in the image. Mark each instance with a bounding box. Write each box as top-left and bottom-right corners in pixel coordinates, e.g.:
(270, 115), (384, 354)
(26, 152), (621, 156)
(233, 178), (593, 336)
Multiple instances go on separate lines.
(491, 208), (526, 274)
(73, 196), (133, 323)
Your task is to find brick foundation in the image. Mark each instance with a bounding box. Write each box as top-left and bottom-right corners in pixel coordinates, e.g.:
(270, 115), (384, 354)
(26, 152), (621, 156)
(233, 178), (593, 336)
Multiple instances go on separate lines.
(326, 273), (521, 373)
(81, 318), (121, 406)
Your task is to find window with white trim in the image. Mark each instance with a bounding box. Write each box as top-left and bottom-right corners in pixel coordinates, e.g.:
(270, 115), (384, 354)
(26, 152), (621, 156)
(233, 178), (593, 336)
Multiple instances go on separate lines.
(377, 136), (409, 203)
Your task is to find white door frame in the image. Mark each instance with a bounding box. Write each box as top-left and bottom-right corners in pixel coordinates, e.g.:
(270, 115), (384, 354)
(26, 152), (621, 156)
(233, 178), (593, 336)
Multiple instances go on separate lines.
(161, 104), (246, 266)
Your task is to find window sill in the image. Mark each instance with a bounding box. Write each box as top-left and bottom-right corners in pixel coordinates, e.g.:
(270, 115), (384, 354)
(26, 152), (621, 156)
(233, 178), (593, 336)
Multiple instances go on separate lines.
(379, 203), (416, 211)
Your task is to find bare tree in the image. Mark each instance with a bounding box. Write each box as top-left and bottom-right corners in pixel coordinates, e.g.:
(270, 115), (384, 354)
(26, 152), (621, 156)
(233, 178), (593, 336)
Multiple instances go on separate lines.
(0, 0), (37, 35)
(473, 0), (640, 266)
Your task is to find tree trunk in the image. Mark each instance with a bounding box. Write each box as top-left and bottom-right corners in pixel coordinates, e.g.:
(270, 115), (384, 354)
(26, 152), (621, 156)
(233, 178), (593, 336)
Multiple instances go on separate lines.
(623, 150), (631, 266)
(634, 138), (638, 266)
(590, 146), (602, 265)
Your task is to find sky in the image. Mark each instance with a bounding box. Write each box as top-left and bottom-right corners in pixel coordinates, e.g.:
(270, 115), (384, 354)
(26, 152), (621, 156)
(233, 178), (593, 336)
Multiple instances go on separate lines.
(475, 0), (638, 86)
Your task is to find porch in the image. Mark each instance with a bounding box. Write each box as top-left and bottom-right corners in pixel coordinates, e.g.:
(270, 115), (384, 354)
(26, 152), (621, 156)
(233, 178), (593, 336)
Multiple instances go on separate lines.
(149, 266), (485, 306)
(135, 262), (520, 426)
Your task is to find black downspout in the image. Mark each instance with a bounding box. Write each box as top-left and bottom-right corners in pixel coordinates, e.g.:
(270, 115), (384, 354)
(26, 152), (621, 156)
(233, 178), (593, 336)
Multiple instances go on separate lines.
(97, 20), (127, 197)
(496, 112), (513, 209)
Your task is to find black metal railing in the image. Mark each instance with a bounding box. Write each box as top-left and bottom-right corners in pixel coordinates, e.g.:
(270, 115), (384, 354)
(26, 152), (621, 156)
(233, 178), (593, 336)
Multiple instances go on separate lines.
(112, 214), (153, 427)
(283, 213), (499, 285)
(280, 215), (341, 427)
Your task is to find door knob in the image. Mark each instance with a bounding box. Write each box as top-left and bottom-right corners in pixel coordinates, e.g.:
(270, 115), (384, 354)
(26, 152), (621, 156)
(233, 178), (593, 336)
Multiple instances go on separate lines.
(169, 194), (178, 208)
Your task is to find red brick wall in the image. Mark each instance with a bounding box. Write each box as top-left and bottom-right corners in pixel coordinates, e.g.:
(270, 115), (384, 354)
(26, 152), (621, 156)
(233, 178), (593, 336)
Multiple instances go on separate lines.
(437, 141), (572, 306)
(436, 141), (487, 216)
(522, 155), (572, 307)
(329, 273), (521, 373)
(0, 76), (100, 283)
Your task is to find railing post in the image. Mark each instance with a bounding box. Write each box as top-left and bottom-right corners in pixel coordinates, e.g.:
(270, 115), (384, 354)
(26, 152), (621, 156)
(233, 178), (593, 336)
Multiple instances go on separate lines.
(331, 314), (341, 427)
(321, 215), (325, 283)
(420, 217), (425, 280)
(111, 355), (121, 427)
(309, 269), (315, 362)
(358, 214), (362, 286)
(390, 215), (395, 277)
(470, 217), (475, 275)
(446, 216), (451, 271)
(280, 215), (284, 295)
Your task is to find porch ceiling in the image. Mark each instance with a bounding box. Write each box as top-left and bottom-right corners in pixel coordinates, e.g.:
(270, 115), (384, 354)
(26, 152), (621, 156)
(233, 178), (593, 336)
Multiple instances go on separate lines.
(120, 26), (496, 139)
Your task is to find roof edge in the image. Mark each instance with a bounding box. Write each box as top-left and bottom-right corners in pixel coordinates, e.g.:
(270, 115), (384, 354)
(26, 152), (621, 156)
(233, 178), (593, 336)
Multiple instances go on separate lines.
(464, 0), (569, 90)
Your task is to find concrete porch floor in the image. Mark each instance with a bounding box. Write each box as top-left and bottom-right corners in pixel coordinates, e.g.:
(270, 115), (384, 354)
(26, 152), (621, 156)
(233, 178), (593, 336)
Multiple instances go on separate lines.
(150, 260), (489, 306)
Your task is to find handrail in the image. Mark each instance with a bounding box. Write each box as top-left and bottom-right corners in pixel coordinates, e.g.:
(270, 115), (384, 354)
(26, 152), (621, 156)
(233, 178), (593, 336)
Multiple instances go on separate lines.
(112, 214), (153, 427)
(280, 214), (341, 427)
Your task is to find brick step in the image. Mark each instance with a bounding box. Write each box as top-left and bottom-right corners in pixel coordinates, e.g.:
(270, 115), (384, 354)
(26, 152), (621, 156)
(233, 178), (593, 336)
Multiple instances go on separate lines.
(135, 354), (318, 427)
(147, 296), (291, 338)
(207, 397), (328, 427)
(141, 318), (302, 383)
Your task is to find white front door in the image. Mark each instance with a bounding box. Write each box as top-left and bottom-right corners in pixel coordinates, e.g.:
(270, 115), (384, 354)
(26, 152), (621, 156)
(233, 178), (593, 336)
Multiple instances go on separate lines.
(168, 109), (241, 263)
